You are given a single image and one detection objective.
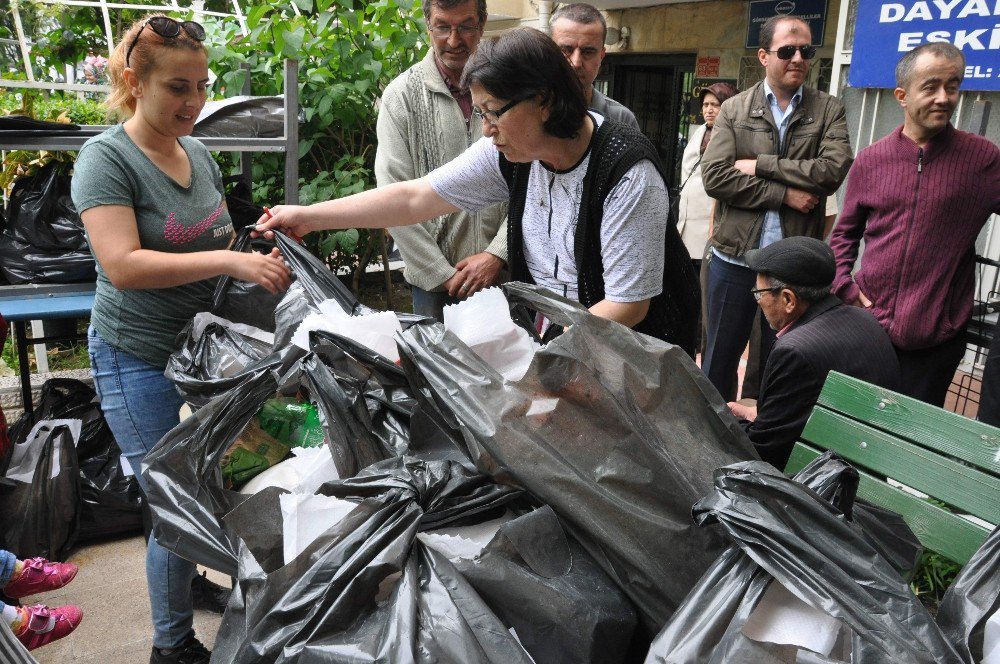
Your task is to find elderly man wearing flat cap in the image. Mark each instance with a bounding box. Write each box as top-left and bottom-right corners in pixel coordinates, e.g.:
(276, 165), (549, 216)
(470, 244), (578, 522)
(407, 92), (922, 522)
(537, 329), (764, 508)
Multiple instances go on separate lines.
(728, 236), (900, 468)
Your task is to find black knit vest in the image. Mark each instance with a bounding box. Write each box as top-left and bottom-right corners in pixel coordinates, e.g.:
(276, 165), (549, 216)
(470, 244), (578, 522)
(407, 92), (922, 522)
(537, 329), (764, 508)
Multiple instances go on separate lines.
(500, 119), (700, 355)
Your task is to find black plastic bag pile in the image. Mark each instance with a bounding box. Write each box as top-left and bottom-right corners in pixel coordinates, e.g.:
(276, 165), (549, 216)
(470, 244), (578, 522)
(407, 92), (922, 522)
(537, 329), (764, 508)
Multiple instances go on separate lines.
(0, 163), (96, 284)
(212, 456), (638, 664)
(397, 282), (758, 633)
(937, 524), (1000, 662)
(0, 379), (143, 559)
(645, 452), (968, 663)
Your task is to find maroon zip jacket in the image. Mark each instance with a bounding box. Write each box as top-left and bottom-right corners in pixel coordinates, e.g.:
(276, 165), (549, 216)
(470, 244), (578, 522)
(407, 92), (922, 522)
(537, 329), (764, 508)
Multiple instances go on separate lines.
(830, 124), (1000, 350)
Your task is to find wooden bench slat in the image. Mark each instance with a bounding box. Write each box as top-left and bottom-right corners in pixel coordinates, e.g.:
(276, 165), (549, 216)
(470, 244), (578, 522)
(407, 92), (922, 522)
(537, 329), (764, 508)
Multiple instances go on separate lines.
(801, 408), (1000, 524)
(786, 443), (992, 565)
(816, 372), (1000, 473)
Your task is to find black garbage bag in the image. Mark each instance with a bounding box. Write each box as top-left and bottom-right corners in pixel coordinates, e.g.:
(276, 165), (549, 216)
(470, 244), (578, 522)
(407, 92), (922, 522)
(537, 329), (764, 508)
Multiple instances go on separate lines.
(453, 505), (638, 664)
(144, 348), (306, 576)
(75, 421), (145, 544)
(397, 282), (756, 633)
(1, 379), (144, 546)
(937, 525), (1000, 662)
(211, 456), (532, 664)
(211, 229), (361, 332)
(0, 163), (96, 284)
(0, 418), (80, 560)
(148, 336), (437, 573)
(645, 453), (965, 664)
(165, 313), (275, 409)
(194, 96), (285, 139)
(309, 330), (472, 468)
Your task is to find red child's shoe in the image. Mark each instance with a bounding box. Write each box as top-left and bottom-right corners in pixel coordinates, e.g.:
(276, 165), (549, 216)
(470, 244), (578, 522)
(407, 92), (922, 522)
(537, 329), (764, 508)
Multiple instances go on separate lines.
(3, 557), (79, 599)
(13, 604), (83, 650)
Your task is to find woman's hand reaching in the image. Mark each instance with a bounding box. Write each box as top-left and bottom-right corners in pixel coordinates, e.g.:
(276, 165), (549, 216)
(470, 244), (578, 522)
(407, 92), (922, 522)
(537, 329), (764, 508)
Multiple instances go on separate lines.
(254, 205), (314, 240)
(228, 247), (292, 294)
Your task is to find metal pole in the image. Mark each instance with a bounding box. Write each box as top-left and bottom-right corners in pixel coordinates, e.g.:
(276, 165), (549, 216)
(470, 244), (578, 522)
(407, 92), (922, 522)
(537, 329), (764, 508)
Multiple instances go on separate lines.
(284, 59), (299, 205)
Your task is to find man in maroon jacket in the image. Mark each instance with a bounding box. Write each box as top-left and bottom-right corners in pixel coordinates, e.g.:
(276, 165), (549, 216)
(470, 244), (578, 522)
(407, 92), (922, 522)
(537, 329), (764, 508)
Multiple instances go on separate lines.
(829, 42), (1000, 407)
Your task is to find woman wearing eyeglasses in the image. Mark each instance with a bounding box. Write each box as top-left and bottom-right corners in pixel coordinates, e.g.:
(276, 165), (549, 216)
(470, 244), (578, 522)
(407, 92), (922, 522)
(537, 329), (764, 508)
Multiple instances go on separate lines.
(70, 16), (289, 664)
(259, 27), (699, 352)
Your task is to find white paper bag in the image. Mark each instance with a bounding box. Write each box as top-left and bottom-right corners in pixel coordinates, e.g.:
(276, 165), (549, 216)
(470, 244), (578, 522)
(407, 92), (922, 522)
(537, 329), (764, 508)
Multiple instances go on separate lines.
(741, 580), (842, 656)
(280, 492), (358, 565)
(291, 301), (401, 362)
(983, 608), (1000, 664)
(239, 446), (339, 495)
(444, 287), (539, 381)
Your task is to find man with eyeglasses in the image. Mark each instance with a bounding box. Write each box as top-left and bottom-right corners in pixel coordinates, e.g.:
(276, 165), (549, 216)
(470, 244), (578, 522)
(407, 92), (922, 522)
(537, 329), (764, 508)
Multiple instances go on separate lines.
(375, 0), (507, 321)
(700, 14), (852, 404)
(549, 3), (639, 130)
(728, 237), (898, 468)
(830, 43), (1000, 408)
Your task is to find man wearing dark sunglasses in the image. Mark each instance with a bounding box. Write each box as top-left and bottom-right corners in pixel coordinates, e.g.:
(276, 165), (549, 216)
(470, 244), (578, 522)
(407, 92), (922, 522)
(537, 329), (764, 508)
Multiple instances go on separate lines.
(699, 14), (852, 404)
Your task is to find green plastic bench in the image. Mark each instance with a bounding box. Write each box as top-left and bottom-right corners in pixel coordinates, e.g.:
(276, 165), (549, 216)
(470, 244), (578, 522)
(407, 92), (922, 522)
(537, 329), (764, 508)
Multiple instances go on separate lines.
(784, 371), (1000, 565)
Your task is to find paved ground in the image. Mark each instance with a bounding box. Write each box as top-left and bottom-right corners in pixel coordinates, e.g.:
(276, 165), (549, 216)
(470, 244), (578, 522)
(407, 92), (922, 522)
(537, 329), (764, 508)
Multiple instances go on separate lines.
(29, 535), (227, 664)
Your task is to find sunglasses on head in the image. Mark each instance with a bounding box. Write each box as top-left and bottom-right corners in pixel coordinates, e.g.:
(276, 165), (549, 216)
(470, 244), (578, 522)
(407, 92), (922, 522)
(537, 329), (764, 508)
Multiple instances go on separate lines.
(766, 44), (817, 60)
(126, 17), (206, 67)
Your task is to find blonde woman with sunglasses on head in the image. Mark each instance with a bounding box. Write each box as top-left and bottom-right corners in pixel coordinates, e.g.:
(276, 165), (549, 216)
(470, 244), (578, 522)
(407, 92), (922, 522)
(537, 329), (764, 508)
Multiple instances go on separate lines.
(70, 15), (290, 664)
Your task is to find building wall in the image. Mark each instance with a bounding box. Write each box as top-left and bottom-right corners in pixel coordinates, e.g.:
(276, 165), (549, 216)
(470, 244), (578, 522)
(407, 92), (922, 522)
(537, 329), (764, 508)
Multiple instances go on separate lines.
(486, 0), (842, 84)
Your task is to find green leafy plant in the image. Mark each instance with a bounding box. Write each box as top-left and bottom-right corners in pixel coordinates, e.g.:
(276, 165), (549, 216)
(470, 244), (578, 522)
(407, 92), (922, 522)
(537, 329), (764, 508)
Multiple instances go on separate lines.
(202, 0), (426, 278)
(910, 551), (962, 611)
(1, 91), (106, 190)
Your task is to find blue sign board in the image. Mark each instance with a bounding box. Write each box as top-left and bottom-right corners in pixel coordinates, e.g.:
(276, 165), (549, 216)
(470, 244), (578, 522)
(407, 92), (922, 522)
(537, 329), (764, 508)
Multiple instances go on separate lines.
(746, 0), (828, 49)
(850, 1), (1000, 91)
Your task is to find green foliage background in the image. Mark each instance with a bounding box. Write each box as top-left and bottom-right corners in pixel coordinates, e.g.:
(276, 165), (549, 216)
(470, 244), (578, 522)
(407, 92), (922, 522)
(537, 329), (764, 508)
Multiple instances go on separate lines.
(3, 0), (427, 276)
(202, 0), (426, 273)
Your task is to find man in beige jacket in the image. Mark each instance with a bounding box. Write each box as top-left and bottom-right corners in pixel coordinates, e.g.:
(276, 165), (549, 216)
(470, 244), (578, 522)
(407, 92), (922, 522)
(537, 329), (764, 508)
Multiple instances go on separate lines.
(375, 0), (507, 320)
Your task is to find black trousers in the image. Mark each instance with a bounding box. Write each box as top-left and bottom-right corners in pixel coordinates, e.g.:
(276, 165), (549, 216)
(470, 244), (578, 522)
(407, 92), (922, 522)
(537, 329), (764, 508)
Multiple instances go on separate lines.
(893, 330), (967, 408)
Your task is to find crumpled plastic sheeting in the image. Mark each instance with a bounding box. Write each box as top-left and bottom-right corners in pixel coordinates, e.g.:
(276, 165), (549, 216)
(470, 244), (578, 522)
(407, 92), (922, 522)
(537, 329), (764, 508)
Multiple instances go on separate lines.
(454, 505), (638, 664)
(211, 457), (529, 664)
(645, 453), (966, 664)
(194, 95), (286, 138)
(397, 282), (757, 633)
(145, 329), (472, 576)
(307, 331), (472, 472)
(937, 525), (1000, 662)
(143, 348), (306, 576)
(211, 229), (361, 333)
(164, 312), (275, 409)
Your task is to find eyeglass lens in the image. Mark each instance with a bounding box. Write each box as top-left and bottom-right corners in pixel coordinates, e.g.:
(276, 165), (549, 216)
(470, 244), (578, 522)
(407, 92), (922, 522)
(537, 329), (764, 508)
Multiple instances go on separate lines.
(775, 44), (816, 60)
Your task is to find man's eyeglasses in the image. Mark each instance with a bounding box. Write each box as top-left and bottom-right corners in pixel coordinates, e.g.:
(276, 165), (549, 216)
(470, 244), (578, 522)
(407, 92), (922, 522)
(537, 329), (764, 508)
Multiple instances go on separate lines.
(126, 17), (206, 67)
(472, 97), (527, 126)
(751, 286), (781, 302)
(765, 44), (817, 60)
(429, 24), (480, 38)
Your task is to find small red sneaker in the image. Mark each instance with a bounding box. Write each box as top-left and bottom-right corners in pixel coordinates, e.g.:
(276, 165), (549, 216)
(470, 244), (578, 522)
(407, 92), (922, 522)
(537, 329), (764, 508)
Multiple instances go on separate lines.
(14, 604), (83, 650)
(3, 557), (79, 599)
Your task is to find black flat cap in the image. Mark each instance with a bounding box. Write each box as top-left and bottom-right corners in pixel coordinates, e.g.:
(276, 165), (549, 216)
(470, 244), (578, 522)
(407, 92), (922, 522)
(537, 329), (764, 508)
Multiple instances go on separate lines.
(744, 236), (835, 286)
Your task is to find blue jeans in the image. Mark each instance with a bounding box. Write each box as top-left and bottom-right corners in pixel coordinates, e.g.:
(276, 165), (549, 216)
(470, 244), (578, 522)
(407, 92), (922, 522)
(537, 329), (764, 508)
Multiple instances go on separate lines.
(410, 285), (461, 323)
(87, 327), (195, 650)
(0, 548), (15, 612)
(702, 256), (776, 402)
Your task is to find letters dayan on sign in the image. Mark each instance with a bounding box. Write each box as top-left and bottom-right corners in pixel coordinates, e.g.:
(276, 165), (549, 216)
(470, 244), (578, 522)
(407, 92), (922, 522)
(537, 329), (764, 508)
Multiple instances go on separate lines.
(850, 0), (1000, 91)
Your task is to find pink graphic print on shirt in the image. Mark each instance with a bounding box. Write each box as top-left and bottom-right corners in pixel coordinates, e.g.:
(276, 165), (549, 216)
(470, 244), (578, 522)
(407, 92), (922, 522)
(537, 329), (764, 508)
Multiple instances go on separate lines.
(164, 204), (224, 244)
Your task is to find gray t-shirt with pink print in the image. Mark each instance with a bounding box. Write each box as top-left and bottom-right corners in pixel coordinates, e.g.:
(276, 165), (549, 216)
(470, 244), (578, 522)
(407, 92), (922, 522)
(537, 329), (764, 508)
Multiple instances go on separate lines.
(72, 124), (234, 367)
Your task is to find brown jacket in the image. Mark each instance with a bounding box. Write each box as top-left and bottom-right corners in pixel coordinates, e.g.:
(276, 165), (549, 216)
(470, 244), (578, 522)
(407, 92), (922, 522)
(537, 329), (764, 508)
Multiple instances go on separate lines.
(701, 81), (852, 257)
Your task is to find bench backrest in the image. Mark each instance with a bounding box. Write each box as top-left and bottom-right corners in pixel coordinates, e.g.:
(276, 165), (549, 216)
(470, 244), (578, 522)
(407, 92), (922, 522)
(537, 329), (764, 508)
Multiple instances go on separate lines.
(784, 371), (1000, 565)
